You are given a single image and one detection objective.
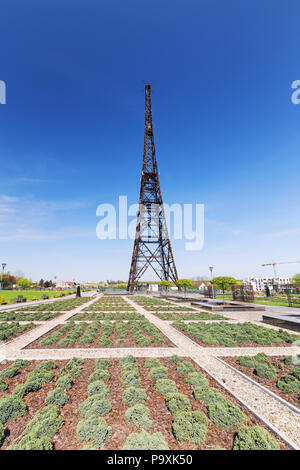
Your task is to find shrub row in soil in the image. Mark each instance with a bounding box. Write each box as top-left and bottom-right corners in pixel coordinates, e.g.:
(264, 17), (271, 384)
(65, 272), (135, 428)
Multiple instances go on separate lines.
(0, 322), (35, 342)
(223, 354), (300, 408)
(173, 320), (299, 347)
(0, 358), (287, 450)
(27, 320), (172, 349)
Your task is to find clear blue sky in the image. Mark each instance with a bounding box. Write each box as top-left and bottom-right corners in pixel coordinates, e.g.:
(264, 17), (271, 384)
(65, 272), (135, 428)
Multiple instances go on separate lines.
(1, 0), (300, 282)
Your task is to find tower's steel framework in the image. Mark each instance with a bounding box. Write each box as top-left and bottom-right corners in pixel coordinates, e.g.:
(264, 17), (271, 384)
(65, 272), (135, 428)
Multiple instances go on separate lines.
(127, 84), (178, 292)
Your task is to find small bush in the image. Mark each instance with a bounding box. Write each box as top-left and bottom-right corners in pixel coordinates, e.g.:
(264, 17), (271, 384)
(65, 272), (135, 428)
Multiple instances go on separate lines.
(172, 410), (208, 444)
(208, 400), (247, 430)
(45, 389), (69, 408)
(168, 355), (183, 365)
(94, 359), (111, 370)
(76, 417), (112, 448)
(254, 364), (277, 379)
(122, 387), (147, 406)
(25, 405), (64, 438)
(233, 425), (280, 450)
(254, 353), (271, 365)
(185, 372), (209, 388)
(36, 360), (58, 371)
(120, 355), (136, 367)
(78, 394), (112, 418)
(0, 365), (19, 379)
(237, 356), (257, 368)
(176, 361), (195, 376)
(13, 359), (30, 369)
(122, 431), (169, 450)
(193, 386), (225, 405)
(165, 393), (191, 416)
(147, 366), (168, 381)
(88, 381), (110, 398)
(121, 371), (141, 388)
(0, 395), (27, 424)
(292, 368), (300, 381)
(7, 433), (53, 450)
(155, 379), (178, 396)
(125, 404), (152, 430)
(89, 370), (110, 383)
(56, 374), (74, 391)
(0, 380), (8, 392)
(144, 358), (161, 369)
(277, 374), (300, 394)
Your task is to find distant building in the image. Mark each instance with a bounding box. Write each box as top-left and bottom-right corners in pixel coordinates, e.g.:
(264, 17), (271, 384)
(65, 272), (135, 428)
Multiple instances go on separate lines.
(56, 281), (76, 289)
(246, 277), (290, 292)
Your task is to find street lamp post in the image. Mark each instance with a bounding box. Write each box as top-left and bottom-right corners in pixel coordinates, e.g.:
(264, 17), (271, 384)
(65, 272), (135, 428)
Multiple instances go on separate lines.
(209, 266), (214, 299)
(1, 263), (7, 291)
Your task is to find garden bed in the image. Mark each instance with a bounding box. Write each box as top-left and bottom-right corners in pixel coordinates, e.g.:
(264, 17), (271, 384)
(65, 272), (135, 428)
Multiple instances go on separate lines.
(151, 311), (226, 321)
(0, 322), (36, 343)
(24, 320), (174, 349)
(172, 321), (298, 348)
(70, 312), (143, 321)
(0, 357), (288, 450)
(222, 354), (300, 409)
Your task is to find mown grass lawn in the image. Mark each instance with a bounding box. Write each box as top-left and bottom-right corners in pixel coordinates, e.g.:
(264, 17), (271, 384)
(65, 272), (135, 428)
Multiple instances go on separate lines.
(0, 290), (73, 304)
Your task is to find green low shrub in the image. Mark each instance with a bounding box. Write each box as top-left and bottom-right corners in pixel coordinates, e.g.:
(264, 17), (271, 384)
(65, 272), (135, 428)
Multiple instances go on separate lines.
(0, 365), (19, 379)
(277, 374), (300, 393)
(45, 389), (69, 408)
(88, 381), (110, 398)
(121, 371), (140, 388)
(56, 374), (74, 390)
(168, 355), (183, 364)
(165, 393), (191, 415)
(176, 361), (195, 376)
(25, 405), (64, 438)
(120, 355), (136, 367)
(254, 364), (277, 379)
(155, 379), (178, 396)
(144, 358), (161, 369)
(233, 425), (280, 450)
(122, 387), (147, 406)
(78, 394), (112, 418)
(147, 366), (168, 381)
(0, 379), (8, 392)
(36, 360), (58, 371)
(76, 417), (112, 448)
(89, 369), (110, 383)
(7, 433), (53, 450)
(193, 386), (225, 405)
(208, 400), (247, 430)
(292, 368), (300, 381)
(237, 356), (256, 368)
(0, 395), (27, 424)
(125, 404), (152, 430)
(94, 358), (111, 370)
(185, 372), (209, 388)
(122, 431), (169, 450)
(172, 410), (208, 444)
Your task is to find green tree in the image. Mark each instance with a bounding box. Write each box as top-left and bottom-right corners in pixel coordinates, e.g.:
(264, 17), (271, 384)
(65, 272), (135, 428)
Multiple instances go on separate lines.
(159, 280), (172, 294)
(212, 276), (238, 294)
(18, 278), (32, 288)
(177, 279), (193, 298)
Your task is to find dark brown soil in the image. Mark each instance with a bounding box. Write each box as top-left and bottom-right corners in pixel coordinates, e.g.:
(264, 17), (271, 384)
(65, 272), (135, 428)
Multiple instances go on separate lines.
(24, 323), (174, 349)
(221, 356), (300, 409)
(0, 358), (289, 450)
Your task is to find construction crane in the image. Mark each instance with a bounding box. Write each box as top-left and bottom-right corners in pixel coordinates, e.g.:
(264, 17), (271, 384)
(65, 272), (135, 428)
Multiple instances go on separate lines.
(261, 260), (300, 281)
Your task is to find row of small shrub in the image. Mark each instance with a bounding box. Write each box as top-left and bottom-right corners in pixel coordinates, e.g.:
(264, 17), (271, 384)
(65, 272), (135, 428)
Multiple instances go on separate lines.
(18, 297), (88, 313)
(7, 359), (83, 450)
(76, 358), (112, 449)
(237, 353), (300, 395)
(120, 356), (169, 450)
(0, 322), (35, 341)
(173, 321), (298, 347)
(172, 355), (280, 449)
(39, 322), (75, 346)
